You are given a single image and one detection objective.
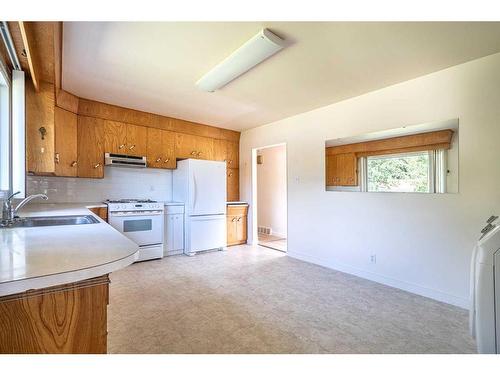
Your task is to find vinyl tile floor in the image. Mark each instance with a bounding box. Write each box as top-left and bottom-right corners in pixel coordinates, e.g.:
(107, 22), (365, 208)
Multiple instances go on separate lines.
(107, 245), (476, 354)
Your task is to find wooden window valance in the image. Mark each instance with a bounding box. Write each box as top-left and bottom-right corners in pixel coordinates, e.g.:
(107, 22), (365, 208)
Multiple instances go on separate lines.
(325, 129), (454, 158)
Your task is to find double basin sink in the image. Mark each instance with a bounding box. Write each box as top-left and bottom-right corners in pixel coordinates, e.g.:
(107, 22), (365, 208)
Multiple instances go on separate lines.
(3, 215), (100, 228)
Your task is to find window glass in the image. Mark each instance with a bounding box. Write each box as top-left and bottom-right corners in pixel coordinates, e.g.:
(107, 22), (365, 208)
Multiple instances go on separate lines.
(367, 151), (430, 193)
(0, 69), (9, 192)
(123, 219), (152, 232)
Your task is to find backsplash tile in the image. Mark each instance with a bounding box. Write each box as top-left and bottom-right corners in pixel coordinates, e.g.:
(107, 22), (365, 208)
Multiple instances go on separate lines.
(27, 167), (173, 203)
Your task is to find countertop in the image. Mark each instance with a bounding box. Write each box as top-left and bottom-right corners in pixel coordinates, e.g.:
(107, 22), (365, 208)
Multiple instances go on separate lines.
(0, 203), (139, 297)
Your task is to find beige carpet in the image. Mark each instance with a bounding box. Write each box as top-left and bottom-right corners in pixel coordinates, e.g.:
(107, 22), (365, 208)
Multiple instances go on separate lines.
(108, 245), (476, 354)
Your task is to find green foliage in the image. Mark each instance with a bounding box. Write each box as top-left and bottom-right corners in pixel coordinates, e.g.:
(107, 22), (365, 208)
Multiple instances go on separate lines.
(367, 152), (429, 192)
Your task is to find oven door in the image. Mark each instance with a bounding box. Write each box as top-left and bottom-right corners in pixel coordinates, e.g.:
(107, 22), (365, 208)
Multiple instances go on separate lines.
(108, 210), (163, 247)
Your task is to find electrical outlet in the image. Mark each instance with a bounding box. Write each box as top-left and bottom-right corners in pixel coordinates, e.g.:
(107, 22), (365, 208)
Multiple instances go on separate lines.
(370, 254), (377, 264)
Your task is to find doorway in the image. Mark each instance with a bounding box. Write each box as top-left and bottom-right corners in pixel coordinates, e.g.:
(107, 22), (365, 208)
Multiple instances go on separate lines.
(253, 144), (287, 252)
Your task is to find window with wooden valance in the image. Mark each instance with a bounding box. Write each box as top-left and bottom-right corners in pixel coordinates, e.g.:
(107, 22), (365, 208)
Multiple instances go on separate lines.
(325, 129), (454, 158)
(325, 126), (458, 193)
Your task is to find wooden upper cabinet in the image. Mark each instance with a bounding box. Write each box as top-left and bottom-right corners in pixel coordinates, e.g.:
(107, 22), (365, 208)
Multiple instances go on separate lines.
(54, 107), (78, 177)
(26, 81), (55, 175)
(146, 127), (163, 168)
(175, 133), (213, 160)
(77, 116), (105, 178)
(326, 152), (357, 186)
(213, 139), (227, 162)
(227, 168), (239, 202)
(226, 141), (239, 168)
(161, 130), (176, 169)
(126, 124), (147, 156)
(147, 128), (176, 169)
(104, 121), (127, 154)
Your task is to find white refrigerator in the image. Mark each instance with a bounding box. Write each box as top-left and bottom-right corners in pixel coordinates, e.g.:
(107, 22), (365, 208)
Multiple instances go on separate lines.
(173, 159), (227, 255)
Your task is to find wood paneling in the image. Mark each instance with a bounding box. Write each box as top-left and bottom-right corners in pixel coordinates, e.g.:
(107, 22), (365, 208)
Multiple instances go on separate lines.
(227, 168), (239, 202)
(162, 130), (176, 169)
(0, 275), (109, 354)
(226, 204), (248, 246)
(104, 120), (127, 154)
(54, 107), (78, 177)
(77, 116), (104, 178)
(326, 129), (454, 156)
(18, 22), (41, 91)
(26, 80), (55, 174)
(56, 89), (79, 113)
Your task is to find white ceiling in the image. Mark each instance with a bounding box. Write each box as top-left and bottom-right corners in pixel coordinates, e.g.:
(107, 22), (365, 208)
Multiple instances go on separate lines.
(63, 22), (500, 131)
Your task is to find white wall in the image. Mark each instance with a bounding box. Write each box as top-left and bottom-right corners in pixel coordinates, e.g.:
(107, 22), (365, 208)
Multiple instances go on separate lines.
(240, 52), (500, 308)
(27, 167), (173, 203)
(257, 145), (287, 237)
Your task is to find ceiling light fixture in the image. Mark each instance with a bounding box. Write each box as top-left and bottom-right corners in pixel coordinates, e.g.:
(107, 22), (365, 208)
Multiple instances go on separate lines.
(196, 28), (286, 92)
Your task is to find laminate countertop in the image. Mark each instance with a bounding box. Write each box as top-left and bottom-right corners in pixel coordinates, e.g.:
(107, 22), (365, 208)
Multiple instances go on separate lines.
(0, 203), (139, 297)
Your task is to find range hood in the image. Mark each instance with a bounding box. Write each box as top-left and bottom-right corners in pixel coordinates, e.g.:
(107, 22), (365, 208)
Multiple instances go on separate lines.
(104, 153), (147, 168)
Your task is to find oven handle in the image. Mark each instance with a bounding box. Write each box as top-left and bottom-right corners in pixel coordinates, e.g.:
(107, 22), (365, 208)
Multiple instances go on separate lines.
(109, 211), (163, 217)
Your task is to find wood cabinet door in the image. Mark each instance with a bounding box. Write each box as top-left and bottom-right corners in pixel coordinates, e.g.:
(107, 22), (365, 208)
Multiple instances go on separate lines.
(227, 168), (239, 202)
(77, 116), (104, 178)
(236, 215), (247, 243)
(146, 127), (163, 168)
(54, 107), (78, 177)
(339, 153), (357, 186)
(26, 81), (55, 174)
(226, 141), (239, 168)
(161, 130), (176, 169)
(226, 215), (238, 245)
(326, 154), (339, 186)
(195, 136), (214, 160)
(126, 124), (148, 156)
(104, 120), (127, 154)
(175, 133), (198, 159)
(213, 139), (227, 162)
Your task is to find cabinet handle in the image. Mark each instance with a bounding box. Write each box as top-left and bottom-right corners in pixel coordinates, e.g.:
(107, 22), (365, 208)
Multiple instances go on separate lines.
(164, 158), (170, 163)
(71, 161), (77, 167)
(94, 163), (101, 169)
(232, 217), (237, 222)
(228, 160), (232, 164)
(156, 157), (161, 163)
(191, 151), (197, 155)
(119, 144), (125, 149)
(55, 153), (60, 164)
(129, 144), (136, 150)
(197, 152), (202, 157)
(237, 217), (241, 222)
(228, 172), (233, 177)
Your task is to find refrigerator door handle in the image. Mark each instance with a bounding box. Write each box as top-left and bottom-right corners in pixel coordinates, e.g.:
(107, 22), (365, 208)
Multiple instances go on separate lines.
(192, 172), (197, 212)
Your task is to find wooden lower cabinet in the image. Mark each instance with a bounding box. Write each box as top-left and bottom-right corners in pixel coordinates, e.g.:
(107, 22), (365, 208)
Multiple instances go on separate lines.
(0, 275), (110, 354)
(226, 204), (248, 246)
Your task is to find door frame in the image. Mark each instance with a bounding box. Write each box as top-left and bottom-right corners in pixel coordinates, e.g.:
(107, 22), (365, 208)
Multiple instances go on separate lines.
(251, 142), (288, 252)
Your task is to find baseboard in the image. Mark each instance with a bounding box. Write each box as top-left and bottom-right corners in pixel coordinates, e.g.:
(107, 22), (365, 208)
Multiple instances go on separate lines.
(287, 250), (469, 309)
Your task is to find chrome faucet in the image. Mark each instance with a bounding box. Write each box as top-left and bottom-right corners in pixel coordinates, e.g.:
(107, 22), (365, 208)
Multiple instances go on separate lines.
(1, 191), (48, 224)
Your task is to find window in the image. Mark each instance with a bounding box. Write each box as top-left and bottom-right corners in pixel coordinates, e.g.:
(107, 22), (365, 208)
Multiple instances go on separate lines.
(0, 62), (9, 192)
(366, 151), (431, 193)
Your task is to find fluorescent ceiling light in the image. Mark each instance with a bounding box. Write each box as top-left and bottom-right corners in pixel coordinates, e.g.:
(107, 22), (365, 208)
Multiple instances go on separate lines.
(196, 28), (286, 92)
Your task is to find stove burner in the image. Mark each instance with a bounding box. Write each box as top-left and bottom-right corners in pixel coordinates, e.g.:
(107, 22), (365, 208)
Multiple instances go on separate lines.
(105, 199), (157, 204)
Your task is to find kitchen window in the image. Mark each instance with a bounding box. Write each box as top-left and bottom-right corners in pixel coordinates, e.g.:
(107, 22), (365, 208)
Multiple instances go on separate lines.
(325, 119), (458, 194)
(360, 150), (447, 193)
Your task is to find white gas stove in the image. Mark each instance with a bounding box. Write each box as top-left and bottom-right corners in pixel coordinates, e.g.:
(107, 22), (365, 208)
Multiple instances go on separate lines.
(105, 199), (164, 262)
